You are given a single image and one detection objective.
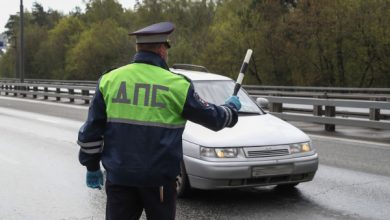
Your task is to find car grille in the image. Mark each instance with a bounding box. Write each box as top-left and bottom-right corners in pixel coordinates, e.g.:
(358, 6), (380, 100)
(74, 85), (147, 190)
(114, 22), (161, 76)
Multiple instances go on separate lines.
(244, 146), (290, 158)
(228, 172), (316, 187)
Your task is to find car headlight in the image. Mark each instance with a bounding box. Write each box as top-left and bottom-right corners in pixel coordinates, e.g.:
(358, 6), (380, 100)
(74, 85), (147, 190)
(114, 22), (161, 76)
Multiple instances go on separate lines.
(200, 147), (239, 158)
(289, 142), (312, 154)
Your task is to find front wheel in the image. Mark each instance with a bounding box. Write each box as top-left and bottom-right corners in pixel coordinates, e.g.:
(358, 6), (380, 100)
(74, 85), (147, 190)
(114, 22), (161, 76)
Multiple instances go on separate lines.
(176, 161), (192, 198)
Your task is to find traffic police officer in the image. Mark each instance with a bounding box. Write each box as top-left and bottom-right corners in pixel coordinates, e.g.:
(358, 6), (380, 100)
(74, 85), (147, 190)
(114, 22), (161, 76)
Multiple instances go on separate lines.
(77, 22), (241, 220)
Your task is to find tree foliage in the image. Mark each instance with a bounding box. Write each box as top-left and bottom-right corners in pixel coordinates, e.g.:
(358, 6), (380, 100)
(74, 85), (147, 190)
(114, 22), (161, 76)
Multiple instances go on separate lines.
(0, 0), (389, 87)
(34, 16), (85, 79)
(65, 19), (133, 79)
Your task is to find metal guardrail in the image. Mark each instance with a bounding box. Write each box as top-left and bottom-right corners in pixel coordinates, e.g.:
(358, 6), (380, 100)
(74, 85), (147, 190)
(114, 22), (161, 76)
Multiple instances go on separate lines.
(0, 80), (389, 130)
(262, 96), (390, 130)
(244, 85), (390, 101)
(0, 81), (95, 104)
(244, 85), (390, 94)
(245, 85), (390, 130)
(0, 78), (97, 86)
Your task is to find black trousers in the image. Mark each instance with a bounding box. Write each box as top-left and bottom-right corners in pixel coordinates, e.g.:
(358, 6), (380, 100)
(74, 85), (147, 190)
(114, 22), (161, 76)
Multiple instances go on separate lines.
(105, 180), (177, 220)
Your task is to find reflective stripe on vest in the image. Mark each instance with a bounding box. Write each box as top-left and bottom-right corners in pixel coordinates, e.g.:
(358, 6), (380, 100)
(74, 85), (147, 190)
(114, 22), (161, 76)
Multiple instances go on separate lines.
(99, 63), (190, 128)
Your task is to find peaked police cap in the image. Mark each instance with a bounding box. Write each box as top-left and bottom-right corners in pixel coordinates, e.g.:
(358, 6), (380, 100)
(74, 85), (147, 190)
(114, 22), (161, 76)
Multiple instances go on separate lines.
(129, 22), (175, 48)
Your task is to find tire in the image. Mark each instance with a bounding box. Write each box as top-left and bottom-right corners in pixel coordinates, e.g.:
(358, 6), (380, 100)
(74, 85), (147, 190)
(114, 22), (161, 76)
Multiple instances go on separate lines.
(176, 161), (192, 198)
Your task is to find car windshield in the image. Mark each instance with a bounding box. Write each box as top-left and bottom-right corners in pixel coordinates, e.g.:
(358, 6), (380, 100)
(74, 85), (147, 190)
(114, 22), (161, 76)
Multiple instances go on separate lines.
(193, 80), (263, 114)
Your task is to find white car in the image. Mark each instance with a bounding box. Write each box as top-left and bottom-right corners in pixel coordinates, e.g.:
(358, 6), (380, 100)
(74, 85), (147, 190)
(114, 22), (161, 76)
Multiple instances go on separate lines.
(171, 65), (319, 197)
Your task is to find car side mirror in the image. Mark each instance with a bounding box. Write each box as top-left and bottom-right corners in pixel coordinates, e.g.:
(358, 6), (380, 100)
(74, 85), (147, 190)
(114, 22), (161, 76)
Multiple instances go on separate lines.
(256, 97), (269, 108)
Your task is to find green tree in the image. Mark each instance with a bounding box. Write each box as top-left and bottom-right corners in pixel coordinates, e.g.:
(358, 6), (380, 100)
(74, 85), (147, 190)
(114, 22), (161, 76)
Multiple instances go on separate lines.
(65, 19), (134, 80)
(349, 0), (390, 87)
(84, 0), (126, 26)
(34, 16), (85, 79)
(132, 0), (166, 25)
(198, 0), (251, 78)
(283, 0), (390, 87)
(24, 4), (62, 79)
(0, 49), (17, 78)
(164, 0), (216, 65)
(0, 15), (19, 78)
(1, 0), (389, 87)
(281, 0), (338, 86)
(24, 22), (50, 79)
(198, 0), (284, 85)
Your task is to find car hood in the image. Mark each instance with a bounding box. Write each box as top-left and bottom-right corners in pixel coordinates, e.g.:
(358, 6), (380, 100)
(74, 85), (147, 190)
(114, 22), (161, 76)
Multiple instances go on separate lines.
(183, 113), (309, 147)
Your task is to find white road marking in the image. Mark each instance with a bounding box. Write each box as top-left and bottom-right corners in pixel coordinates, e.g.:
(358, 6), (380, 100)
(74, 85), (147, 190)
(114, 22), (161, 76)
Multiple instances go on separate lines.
(309, 134), (390, 148)
(36, 117), (59, 124)
(0, 96), (88, 110)
(0, 106), (83, 133)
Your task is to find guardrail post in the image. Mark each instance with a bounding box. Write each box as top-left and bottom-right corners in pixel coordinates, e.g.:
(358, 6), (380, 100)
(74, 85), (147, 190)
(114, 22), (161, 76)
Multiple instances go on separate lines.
(13, 85), (18, 97)
(369, 98), (380, 121)
(33, 86), (37, 99)
(69, 89), (74, 103)
(5, 85), (9, 95)
(313, 95), (323, 116)
(369, 108), (380, 121)
(56, 88), (61, 101)
(22, 85), (27, 98)
(324, 106), (336, 131)
(82, 90), (90, 104)
(313, 105), (322, 116)
(270, 102), (283, 113)
(44, 87), (48, 100)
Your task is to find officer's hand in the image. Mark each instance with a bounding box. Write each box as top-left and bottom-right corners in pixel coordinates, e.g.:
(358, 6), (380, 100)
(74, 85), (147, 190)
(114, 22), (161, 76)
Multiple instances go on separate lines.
(225, 96), (241, 111)
(86, 170), (104, 189)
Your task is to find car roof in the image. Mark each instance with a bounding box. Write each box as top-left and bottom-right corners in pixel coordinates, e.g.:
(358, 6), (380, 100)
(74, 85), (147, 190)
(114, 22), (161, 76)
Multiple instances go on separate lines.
(170, 68), (233, 81)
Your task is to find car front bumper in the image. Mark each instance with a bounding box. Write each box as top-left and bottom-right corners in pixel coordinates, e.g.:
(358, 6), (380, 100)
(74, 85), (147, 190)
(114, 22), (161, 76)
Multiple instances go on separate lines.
(184, 153), (319, 189)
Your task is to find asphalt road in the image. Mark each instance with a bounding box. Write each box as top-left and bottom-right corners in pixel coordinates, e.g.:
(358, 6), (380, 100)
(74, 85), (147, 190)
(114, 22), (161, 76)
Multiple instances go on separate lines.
(0, 96), (389, 220)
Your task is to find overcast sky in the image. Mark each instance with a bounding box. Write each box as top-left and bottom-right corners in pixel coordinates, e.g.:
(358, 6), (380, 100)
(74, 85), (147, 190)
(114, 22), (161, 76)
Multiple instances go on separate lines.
(0, 0), (137, 33)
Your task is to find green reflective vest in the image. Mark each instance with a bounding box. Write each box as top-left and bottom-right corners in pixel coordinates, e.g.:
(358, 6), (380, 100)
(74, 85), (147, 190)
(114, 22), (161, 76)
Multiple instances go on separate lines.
(99, 63), (191, 128)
